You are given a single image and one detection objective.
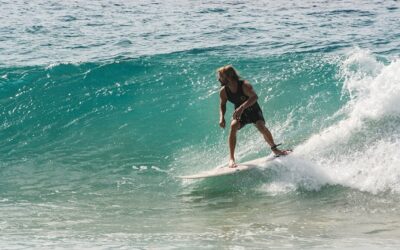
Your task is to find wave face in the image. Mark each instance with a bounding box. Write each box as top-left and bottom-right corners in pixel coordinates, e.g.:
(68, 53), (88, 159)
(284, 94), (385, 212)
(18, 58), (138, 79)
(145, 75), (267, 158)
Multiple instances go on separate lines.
(261, 50), (400, 195)
(2, 49), (400, 248)
(1, 51), (345, 176)
(1, 0), (400, 249)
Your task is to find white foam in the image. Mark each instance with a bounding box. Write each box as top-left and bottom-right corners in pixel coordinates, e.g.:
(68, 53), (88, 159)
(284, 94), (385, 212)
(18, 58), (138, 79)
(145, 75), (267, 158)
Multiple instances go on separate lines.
(329, 138), (400, 194)
(343, 50), (400, 120)
(260, 155), (333, 195)
(298, 50), (400, 154)
(263, 49), (400, 194)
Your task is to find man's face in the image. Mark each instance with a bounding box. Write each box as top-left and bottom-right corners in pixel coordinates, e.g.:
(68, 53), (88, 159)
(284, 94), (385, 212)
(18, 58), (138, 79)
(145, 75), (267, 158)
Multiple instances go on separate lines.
(218, 72), (228, 86)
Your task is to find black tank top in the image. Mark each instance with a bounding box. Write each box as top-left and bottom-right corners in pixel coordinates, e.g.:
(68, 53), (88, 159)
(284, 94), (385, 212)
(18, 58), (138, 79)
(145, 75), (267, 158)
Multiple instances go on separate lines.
(225, 80), (262, 112)
(225, 80), (249, 108)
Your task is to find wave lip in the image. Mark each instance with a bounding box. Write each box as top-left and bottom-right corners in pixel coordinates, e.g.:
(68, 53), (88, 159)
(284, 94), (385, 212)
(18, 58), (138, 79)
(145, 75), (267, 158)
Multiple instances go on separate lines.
(293, 49), (400, 194)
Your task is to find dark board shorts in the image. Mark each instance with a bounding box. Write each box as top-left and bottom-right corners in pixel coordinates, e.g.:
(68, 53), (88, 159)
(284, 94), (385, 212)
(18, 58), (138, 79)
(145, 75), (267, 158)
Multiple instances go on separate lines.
(237, 103), (265, 129)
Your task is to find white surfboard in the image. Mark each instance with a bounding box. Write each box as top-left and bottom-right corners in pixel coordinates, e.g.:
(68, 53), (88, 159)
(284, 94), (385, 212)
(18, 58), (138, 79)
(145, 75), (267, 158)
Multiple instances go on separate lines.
(178, 152), (290, 179)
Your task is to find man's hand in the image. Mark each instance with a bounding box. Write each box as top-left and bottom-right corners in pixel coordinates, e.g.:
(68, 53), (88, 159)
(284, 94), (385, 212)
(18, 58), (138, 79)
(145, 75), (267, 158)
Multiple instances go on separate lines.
(233, 106), (244, 120)
(219, 117), (226, 128)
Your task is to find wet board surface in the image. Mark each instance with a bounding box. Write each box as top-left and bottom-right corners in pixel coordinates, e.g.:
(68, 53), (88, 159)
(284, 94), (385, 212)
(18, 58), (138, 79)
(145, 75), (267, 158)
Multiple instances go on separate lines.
(178, 152), (291, 179)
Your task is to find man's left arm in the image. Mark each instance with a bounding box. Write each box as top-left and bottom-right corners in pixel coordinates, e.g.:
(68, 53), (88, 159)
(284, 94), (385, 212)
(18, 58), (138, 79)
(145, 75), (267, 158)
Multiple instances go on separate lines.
(233, 81), (258, 119)
(240, 81), (258, 109)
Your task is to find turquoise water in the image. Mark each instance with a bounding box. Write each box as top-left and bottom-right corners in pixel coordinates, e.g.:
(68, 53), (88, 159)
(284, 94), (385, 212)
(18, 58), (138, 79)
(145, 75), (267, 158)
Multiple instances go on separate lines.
(1, 0), (400, 249)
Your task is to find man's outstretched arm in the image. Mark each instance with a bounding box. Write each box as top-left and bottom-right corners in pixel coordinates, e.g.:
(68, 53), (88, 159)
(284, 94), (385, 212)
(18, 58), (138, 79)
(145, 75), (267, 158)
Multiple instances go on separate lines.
(219, 87), (227, 128)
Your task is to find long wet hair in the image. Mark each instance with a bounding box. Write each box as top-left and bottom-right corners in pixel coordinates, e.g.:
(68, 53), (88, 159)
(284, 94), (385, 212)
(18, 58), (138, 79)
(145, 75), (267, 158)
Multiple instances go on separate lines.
(217, 65), (241, 86)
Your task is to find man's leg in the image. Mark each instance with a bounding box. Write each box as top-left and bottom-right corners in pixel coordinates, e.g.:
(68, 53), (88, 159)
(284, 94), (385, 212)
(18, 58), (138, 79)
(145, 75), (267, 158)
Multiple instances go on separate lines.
(255, 120), (286, 155)
(228, 119), (240, 168)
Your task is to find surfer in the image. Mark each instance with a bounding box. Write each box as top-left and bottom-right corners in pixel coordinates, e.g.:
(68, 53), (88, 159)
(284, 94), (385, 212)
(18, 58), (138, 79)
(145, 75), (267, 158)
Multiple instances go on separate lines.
(217, 65), (289, 168)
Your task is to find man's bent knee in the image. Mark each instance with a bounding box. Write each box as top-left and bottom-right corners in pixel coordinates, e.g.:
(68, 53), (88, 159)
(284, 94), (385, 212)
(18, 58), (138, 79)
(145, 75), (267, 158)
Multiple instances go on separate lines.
(255, 120), (270, 133)
(255, 120), (265, 127)
(230, 119), (241, 130)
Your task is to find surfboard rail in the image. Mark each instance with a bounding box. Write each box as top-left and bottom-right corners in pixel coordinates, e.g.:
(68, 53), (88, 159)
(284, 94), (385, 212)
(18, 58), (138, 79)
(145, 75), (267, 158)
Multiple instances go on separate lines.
(177, 153), (290, 179)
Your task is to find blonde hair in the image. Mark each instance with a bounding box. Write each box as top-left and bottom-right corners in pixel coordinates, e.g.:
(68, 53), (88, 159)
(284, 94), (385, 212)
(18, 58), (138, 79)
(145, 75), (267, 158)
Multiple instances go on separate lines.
(217, 65), (241, 86)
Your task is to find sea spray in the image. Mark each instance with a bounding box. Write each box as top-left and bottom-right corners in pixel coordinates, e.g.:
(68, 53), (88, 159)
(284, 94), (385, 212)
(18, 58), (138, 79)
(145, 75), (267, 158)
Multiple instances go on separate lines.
(287, 50), (400, 194)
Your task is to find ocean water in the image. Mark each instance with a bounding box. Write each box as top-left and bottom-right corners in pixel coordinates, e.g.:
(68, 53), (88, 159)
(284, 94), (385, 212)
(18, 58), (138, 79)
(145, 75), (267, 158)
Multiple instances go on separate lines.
(1, 0), (400, 249)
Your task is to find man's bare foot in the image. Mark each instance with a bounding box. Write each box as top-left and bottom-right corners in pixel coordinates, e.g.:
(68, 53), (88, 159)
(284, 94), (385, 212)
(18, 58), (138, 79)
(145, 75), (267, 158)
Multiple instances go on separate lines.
(228, 159), (237, 168)
(272, 149), (290, 156)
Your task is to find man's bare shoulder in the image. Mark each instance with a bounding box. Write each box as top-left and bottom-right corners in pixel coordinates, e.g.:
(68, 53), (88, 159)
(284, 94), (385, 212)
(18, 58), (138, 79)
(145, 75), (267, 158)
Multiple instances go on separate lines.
(242, 80), (257, 97)
(242, 80), (254, 90)
(219, 86), (227, 99)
